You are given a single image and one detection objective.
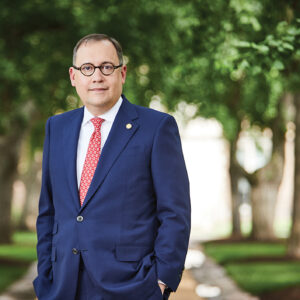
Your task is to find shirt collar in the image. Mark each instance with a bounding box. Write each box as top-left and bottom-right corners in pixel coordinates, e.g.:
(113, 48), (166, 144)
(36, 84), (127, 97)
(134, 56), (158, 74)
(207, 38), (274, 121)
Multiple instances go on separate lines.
(82, 96), (123, 126)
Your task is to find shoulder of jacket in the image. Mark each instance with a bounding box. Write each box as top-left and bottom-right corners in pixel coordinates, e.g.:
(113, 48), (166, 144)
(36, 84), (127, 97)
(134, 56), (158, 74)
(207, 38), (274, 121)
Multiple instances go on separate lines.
(50, 107), (83, 122)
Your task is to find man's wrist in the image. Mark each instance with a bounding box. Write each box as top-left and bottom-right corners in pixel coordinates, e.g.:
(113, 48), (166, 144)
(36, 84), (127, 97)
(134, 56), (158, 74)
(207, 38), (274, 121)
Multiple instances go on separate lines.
(158, 280), (166, 295)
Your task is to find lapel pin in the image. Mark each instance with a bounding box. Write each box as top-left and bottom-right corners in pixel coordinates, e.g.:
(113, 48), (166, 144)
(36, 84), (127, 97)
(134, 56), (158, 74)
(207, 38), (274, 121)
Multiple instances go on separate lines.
(126, 123), (132, 129)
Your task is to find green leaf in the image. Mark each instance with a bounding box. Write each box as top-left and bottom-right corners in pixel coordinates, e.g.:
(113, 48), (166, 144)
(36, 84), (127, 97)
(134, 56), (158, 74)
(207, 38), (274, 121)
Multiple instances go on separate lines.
(272, 60), (285, 71)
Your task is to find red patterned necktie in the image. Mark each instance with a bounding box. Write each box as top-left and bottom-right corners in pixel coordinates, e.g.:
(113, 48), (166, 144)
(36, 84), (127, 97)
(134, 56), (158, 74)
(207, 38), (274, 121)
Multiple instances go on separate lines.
(79, 117), (104, 206)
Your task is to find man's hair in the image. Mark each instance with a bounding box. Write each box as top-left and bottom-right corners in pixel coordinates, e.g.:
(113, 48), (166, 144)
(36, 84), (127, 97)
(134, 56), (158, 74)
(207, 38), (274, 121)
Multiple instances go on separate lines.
(72, 33), (123, 66)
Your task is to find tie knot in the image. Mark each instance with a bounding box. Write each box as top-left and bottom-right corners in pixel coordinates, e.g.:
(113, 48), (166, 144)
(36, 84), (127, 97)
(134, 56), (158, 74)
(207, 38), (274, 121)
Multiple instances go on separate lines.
(91, 117), (104, 130)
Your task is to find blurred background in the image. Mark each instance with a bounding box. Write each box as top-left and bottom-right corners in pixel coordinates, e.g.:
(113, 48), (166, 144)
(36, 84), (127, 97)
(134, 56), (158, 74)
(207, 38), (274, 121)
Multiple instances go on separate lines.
(0, 0), (299, 299)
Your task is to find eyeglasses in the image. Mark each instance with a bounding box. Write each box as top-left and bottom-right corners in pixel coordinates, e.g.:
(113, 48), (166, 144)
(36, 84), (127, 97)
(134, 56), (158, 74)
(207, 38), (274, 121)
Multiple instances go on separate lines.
(73, 62), (123, 76)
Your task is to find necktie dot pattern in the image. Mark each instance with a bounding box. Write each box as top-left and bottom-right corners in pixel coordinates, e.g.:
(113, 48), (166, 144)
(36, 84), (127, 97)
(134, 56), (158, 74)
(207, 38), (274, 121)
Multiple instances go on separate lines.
(79, 117), (104, 206)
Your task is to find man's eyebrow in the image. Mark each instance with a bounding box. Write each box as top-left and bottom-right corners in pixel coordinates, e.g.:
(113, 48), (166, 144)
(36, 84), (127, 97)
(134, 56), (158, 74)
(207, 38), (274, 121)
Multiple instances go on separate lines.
(101, 60), (117, 64)
(75, 62), (93, 66)
(80, 61), (116, 65)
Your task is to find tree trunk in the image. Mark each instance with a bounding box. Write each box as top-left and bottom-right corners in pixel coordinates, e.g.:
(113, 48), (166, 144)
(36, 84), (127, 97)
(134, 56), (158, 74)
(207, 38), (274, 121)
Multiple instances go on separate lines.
(17, 151), (42, 231)
(288, 93), (300, 257)
(0, 132), (23, 243)
(251, 149), (284, 240)
(229, 137), (243, 238)
(251, 98), (286, 241)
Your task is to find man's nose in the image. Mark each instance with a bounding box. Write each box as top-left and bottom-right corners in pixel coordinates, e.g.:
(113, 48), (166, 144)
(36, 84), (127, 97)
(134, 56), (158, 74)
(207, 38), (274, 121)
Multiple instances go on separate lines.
(92, 67), (104, 82)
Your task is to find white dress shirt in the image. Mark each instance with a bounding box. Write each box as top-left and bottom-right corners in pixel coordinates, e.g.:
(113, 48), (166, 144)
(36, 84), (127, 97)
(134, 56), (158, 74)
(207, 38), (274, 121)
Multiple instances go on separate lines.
(76, 96), (123, 188)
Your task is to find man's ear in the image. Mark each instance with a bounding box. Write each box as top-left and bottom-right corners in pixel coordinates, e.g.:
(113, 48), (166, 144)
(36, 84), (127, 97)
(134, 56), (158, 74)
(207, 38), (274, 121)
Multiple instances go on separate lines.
(121, 65), (127, 84)
(69, 67), (76, 87)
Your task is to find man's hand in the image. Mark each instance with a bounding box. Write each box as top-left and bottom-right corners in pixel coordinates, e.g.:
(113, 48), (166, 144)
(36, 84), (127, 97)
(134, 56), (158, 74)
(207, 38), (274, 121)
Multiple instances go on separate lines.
(158, 283), (166, 295)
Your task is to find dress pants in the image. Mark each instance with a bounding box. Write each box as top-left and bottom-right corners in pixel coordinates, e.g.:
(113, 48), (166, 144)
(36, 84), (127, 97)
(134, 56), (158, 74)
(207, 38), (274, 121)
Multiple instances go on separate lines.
(75, 255), (170, 300)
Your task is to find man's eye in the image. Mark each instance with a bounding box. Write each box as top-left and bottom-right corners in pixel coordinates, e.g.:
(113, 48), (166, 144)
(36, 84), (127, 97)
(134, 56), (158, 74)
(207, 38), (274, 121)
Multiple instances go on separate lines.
(83, 66), (92, 71)
(102, 64), (113, 70)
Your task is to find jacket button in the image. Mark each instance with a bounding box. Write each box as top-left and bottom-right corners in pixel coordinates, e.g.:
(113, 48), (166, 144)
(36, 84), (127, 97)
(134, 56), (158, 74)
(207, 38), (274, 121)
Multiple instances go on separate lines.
(77, 216), (84, 222)
(72, 248), (78, 255)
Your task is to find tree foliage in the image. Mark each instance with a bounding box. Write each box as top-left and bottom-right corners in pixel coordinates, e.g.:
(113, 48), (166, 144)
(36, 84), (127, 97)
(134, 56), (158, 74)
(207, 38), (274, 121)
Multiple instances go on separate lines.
(1, 0), (298, 143)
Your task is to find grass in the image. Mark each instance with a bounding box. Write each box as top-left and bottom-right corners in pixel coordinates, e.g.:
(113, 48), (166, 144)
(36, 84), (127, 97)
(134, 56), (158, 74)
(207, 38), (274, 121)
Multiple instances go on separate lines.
(0, 231), (37, 262)
(13, 231), (37, 245)
(226, 261), (300, 295)
(0, 231), (37, 293)
(0, 265), (28, 293)
(204, 242), (286, 264)
(203, 241), (300, 295)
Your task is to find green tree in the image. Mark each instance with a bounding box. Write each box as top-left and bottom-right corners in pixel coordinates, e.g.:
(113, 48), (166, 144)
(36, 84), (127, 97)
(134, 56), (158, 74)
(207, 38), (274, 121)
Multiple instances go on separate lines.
(149, 0), (299, 242)
(0, 0), (77, 242)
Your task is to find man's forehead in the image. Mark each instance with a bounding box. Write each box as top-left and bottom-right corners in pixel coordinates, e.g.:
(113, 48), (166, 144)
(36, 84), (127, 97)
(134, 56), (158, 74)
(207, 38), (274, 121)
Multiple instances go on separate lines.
(77, 40), (116, 55)
(75, 39), (118, 64)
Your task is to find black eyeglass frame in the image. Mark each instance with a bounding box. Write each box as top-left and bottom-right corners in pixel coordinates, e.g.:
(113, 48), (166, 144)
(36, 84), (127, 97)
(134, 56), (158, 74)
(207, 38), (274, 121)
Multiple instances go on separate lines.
(72, 62), (123, 76)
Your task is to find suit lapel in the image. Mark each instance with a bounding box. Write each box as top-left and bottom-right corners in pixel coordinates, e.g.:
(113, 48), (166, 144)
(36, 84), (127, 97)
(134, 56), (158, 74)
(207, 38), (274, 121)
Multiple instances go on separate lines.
(80, 97), (139, 211)
(63, 107), (84, 210)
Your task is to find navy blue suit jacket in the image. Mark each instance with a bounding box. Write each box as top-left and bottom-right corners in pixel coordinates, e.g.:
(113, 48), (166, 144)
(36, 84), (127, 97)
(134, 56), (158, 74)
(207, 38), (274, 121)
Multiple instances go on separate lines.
(33, 96), (191, 300)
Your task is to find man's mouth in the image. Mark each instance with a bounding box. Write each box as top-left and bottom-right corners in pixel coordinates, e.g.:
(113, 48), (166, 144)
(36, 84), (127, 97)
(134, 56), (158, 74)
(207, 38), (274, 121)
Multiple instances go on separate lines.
(89, 88), (108, 92)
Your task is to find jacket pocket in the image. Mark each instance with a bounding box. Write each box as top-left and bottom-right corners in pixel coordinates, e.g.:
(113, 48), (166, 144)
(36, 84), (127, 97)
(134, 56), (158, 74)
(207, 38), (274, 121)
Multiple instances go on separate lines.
(115, 245), (152, 262)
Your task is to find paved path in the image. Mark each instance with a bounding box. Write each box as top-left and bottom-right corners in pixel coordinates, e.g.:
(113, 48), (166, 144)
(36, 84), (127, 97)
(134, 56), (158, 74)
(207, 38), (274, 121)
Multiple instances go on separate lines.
(0, 262), (37, 300)
(191, 256), (259, 300)
(190, 245), (259, 300)
(171, 270), (203, 300)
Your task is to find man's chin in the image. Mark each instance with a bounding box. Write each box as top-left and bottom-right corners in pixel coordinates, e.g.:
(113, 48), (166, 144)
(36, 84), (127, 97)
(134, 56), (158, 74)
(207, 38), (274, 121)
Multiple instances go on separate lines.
(85, 99), (115, 114)
(87, 98), (107, 107)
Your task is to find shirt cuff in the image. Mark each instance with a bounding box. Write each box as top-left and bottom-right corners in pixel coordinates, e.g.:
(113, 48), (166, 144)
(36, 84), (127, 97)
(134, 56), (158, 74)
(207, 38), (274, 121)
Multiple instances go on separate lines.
(158, 279), (167, 286)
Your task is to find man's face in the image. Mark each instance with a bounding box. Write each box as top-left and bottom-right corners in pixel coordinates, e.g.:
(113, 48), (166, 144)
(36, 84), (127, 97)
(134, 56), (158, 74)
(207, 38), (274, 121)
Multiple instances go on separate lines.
(69, 40), (126, 115)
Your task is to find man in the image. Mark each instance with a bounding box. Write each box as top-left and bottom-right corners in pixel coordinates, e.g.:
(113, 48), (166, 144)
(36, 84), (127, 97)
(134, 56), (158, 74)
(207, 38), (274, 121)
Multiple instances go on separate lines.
(33, 33), (190, 300)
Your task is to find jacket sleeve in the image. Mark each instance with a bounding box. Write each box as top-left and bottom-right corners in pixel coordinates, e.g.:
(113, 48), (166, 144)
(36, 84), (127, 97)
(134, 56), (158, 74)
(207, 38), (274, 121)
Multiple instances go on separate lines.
(151, 114), (191, 292)
(33, 117), (55, 298)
